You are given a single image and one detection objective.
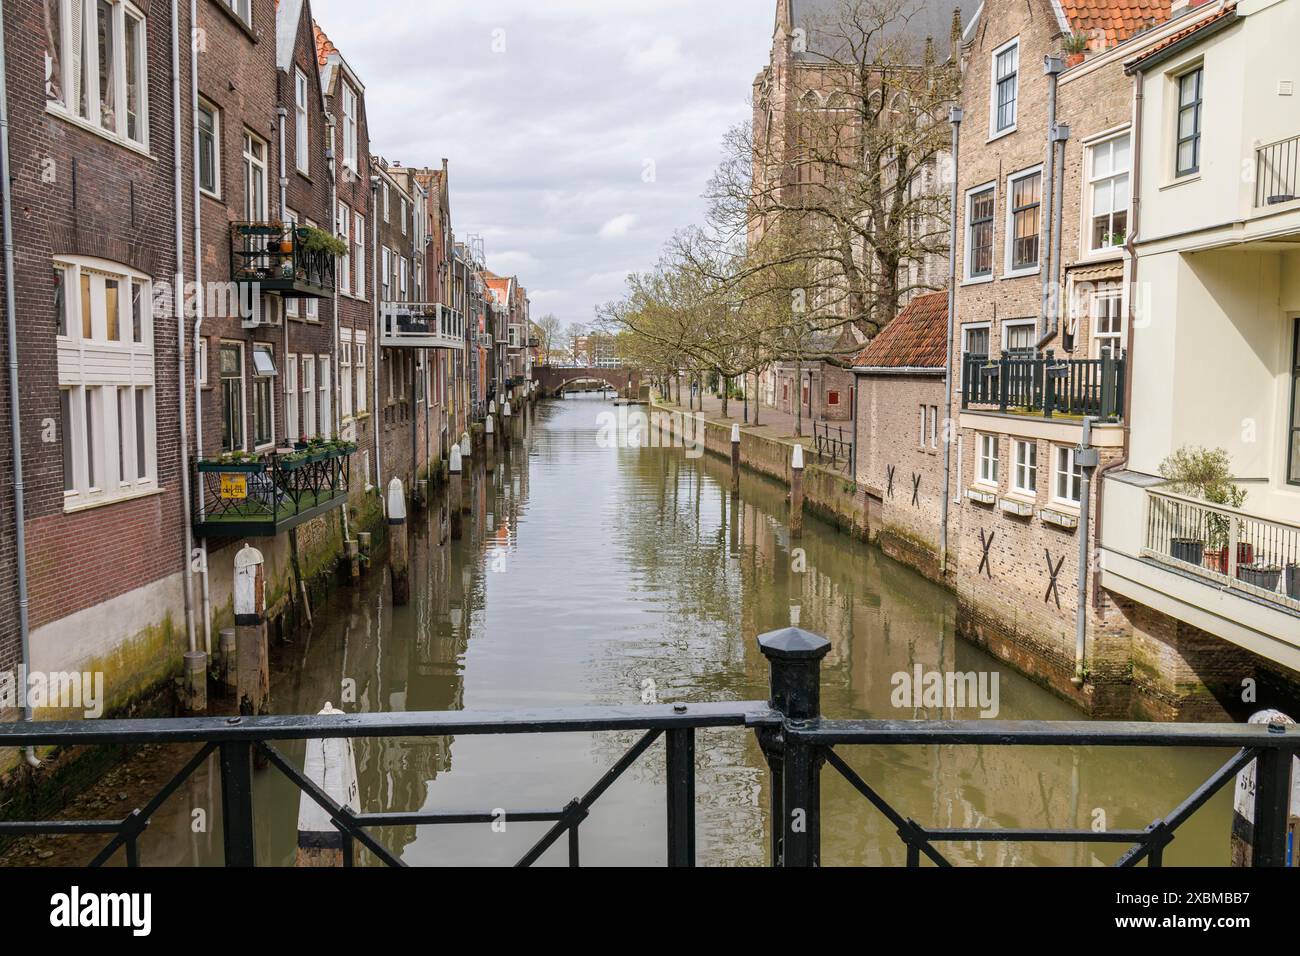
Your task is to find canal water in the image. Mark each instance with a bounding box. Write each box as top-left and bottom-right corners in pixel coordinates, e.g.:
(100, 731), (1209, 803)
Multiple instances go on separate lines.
(126, 394), (1236, 866)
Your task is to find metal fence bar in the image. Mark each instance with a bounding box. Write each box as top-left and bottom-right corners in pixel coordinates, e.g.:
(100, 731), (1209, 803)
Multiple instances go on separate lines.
(218, 741), (256, 868)
(665, 727), (696, 867)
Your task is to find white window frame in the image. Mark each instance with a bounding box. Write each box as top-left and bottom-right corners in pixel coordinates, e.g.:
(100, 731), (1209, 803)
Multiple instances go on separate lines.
(1053, 445), (1084, 506)
(243, 129), (268, 221)
(1003, 165), (1042, 277)
(194, 337), (207, 387)
(340, 330), (353, 420)
(222, 0), (250, 25)
(1012, 439), (1037, 495)
(284, 354), (298, 443)
(976, 432), (999, 486)
(1002, 318), (1037, 356)
(355, 331), (368, 413)
(45, 0), (151, 150)
(1091, 287), (1125, 358)
(304, 218), (320, 321)
(250, 343), (276, 451)
(382, 181), (390, 222)
(301, 354), (316, 440)
(294, 67), (310, 176)
(318, 355), (331, 437)
(283, 207), (299, 318)
(989, 36), (1019, 139)
(219, 340), (245, 454)
(336, 200), (351, 295)
(963, 182), (996, 282)
(1086, 130), (1131, 254)
(381, 247), (392, 300)
(341, 82), (358, 172)
(352, 211), (365, 299)
(197, 98), (221, 198)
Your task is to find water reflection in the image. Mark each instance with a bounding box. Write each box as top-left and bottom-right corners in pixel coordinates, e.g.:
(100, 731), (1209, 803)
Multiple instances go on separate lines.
(128, 394), (1234, 866)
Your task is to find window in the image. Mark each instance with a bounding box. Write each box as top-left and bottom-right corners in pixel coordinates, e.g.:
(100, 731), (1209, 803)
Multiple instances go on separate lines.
(381, 247), (392, 300)
(355, 332), (368, 413)
(400, 198), (408, 235)
(340, 332), (353, 419)
(1088, 133), (1130, 251)
(1013, 440), (1037, 494)
(992, 39), (1018, 134)
(399, 256), (408, 299)
(382, 182), (390, 222)
(294, 68), (309, 175)
(353, 212), (365, 299)
(1289, 319), (1300, 485)
(1006, 169), (1041, 272)
(929, 406), (939, 449)
(243, 130), (267, 221)
(1176, 68), (1203, 177)
(222, 0), (250, 25)
(301, 355), (316, 440)
(1054, 445), (1084, 504)
(195, 338), (207, 386)
(336, 201), (351, 295)
(962, 324), (990, 362)
(919, 405), (927, 448)
(283, 208), (299, 318)
(46, 0), (148, 147)
(1003, 320), (1036, 357)
(198, 100), (220, 197)
(318, 356), (331, 437)
(284, 354), (298, 442)
(220, 342), (244, 452)
(1092, 289), (1124, 356)
(977, 433), (999, 485)
(341, 82), (357, 171)
(304, 218), (320, 321)
(827, 390), (840, 407)
(967, 186), (995, 278)
(251, 344), (275, 449)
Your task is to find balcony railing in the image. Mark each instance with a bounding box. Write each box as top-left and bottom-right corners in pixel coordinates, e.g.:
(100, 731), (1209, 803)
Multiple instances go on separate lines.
(193, 441), (353, 537)
(1142, 487), (1300, 612)
(1255, 134), (1299, 207)
(380, 302), (465, 350)
(230, 223), (336, 298)
(962, 349), (1125, 422)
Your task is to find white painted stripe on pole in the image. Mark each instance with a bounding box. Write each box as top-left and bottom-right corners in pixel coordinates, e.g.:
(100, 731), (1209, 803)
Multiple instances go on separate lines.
(387, 478), (406, 522)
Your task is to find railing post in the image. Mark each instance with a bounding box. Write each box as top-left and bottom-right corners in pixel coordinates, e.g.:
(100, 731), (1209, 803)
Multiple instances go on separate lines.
(219, 741), (256, 867)
(665, 727), (696, 867)
(758, 627), (831, 867)
(1100, 351), (1117, 420)
(1228, 514), (1241, 580)
(1043, 349), (1056, 419)
(998, 356), (1009, 413)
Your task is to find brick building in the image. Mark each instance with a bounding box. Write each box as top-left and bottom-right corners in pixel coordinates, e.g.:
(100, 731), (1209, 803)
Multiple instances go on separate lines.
(852, 292), (950, 579)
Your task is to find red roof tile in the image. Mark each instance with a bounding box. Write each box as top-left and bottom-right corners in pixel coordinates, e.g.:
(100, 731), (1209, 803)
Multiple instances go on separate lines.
(313, 21), (338, 68)
(1060, 0), (1172, 48)
(852, 292), (948, 370)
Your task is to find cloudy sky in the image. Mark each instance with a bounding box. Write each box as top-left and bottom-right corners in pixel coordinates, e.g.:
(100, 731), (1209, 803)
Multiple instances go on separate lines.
(311, 0), (773, 328)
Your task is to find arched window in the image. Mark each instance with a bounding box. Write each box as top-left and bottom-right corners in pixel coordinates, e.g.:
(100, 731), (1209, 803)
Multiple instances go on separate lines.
(54, 255), (157, 506)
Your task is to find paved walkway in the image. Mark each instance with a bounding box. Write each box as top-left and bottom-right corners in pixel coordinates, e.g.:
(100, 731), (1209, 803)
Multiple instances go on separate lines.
(654, 390), (853, 453)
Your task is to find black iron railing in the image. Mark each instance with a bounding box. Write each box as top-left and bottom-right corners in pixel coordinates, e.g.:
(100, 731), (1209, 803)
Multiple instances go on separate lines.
(230, 223), (336, 298)
(1256, 134), (1299, 207)
(1, 628), (1295, 867)
(962, 349), (1125, 421)
(193, 443), (352, 537)
(812, 421), (851, 472)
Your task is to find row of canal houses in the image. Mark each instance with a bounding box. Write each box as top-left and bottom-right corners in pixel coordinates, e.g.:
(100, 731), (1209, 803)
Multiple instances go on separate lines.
(0, 0), (535, 764)
(839, 0), (1300, 717)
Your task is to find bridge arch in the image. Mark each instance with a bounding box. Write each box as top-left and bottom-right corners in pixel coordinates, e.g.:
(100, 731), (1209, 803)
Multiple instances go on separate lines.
(534, 365), (642, 399)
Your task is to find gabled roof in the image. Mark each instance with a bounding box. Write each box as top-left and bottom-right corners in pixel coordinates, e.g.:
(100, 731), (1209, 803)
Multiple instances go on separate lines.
(312, 20), (337, 68)
(275, 0), (305, 72)
(1124, 1), (1237, 71)
(1060, 0), (1172, 46)
(851, 292), (948, 371)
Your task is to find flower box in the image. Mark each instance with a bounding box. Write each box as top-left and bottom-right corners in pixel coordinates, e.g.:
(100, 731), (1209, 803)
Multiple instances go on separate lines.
(1238, 563), (1283, 592)
(966, 487), (996, 505)
(197, 459), (265, 474)
(998, 496), (1034, 517)
(1039, 508), (1079, 530)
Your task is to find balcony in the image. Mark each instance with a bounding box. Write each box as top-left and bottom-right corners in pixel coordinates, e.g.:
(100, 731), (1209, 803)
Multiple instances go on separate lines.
(961, 350), (1125, 422)
(1141, 488), (1300, 614)
(230, 223), (335, 298)
(1255, 134), (1299, 208)
(193, 441), (353, 538)
(380, 302), (465, 350)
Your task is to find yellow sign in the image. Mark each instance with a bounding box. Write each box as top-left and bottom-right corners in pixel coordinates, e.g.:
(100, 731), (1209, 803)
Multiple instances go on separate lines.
(219, 474), (248, 500)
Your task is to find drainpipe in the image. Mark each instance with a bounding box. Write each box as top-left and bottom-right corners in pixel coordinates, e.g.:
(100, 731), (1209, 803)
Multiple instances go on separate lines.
(171, 0), (197, 662)
(277, 105), (289, 439)
(0, 0), (38, 767)
(190, 0), (211, 655)
(369, 175), (383, 510)
(1044, 122), (1070, 346)
(1075, 417), (1100, 686)
(940, 106), (962, 576)
(1092, 73), (1144, 608)
(1038, 56), (1064, 346)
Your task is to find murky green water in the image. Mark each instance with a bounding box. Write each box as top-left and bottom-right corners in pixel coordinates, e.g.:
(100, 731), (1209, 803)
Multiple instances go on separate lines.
(128, 395), (1237, 866)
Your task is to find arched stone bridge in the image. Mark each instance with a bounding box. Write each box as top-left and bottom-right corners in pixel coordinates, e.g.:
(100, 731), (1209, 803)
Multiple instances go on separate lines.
(534, 365), (642, 399)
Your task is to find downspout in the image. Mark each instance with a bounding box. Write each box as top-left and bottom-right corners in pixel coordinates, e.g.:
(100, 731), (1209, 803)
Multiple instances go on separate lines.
(369, 175), (383, 509)
(0, 0), (39, 766)
(190, 0), (211, 655)
(1092, 71), (1144, 609)
(276, 104), (288, 442)
(171, 0), (196, 660)
(1037, 56), (1064, 346)
(940, 106), (962, 576)
(324, 115), (347, 538)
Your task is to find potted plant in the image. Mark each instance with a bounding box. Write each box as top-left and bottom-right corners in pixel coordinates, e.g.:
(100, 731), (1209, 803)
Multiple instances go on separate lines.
(1286, 564), (1300, 601)
(1158, 446), (1249, 570)
(1062, 32), (1089, 67)
(298, 224), (348, 258)
(1239, 562), (1283, 592)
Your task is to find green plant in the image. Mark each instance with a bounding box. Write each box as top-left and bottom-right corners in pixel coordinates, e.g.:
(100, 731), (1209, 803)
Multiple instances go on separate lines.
(1062, 32), (1089, 55)
(297, 224), (348, 257)
(1159, 445), (1248, 550)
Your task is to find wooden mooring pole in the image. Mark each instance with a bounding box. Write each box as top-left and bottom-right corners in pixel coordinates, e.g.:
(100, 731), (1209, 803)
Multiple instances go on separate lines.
(295, 702), (359, 867)
(218, 627), (237, 698)
(1231, 709), (1300, 866)
(234, 545), (270, 718)
(485, 414), (496, 473)
(459, 433), (472, 513)
(388, 478), (410, 606)
(789, 443), (804, 539)
(730, 423), (741, 498)
(449, 444), (464, 540)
